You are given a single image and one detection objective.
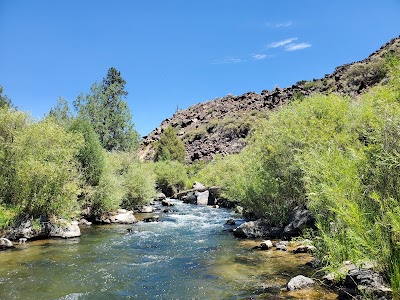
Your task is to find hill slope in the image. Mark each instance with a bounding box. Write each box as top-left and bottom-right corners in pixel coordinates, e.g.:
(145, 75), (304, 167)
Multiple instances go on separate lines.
(139, 36), (400, 163)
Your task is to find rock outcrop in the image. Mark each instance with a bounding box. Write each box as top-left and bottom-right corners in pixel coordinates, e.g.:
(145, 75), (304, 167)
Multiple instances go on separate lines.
(139, 37), (400, 163)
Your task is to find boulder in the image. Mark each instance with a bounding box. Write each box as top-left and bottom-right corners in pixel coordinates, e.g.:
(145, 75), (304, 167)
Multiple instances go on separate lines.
(293, 245), (316, 254)
(79, 218), (92, 226)
(274, 241), (289, 251)
(195, 190), (209, 205)
(161, 200), (175, 207)
(143, 215), (160, 223)
(283, 206), (316, 238)
(155, 192), (166, 201)
(338, 269), (392, 300)
(233, 219), (271, 239)
(137, 205), (154, 213)
(0, 238), (14, 250)
(182, 192), (197, 204)
(49, 221), (81, 238)
(98, 210), (137, 224)
(287, 275), (315, 291)
(225, 219), (236, 225)
(259, 240), (273, 250)
(192, 181), (206, 190)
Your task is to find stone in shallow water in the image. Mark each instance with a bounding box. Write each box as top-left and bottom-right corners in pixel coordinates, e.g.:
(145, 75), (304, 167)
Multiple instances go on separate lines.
(287, 275), (315, 291)
(0, 237), (14, 249)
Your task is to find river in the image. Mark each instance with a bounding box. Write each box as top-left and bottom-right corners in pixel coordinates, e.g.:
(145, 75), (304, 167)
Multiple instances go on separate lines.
(0, 200), (337, 299)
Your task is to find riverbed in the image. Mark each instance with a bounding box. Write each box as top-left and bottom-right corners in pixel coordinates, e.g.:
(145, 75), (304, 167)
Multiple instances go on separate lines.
(0, 200), (337, 299)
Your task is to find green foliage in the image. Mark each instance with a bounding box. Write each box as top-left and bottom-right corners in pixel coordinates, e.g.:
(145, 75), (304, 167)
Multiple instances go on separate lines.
(69, 119), (105, 186)
(91, 152), (156, 216)
(12, 119), (83, 218)
(123, 162), (155, 209)
(0, 85), (14, 109)
(0, 108), (31, 205)
(343, 59), (387, 90)
(74, 67), (139, 151)
(214, 58), (399, 292)
(154, 126), (186, 163)
(48, 97), (73, 127)
(154, 160), (187, 196)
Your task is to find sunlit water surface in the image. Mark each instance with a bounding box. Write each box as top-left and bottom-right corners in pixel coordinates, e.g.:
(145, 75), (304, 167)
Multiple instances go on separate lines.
(0, 200), (337, 299)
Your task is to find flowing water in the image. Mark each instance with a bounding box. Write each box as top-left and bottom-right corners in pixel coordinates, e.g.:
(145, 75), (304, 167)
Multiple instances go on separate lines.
(0, 200), (337, 299)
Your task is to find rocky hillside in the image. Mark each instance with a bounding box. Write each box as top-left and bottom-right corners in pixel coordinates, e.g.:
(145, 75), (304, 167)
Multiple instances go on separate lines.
(139, 36), (400, 163)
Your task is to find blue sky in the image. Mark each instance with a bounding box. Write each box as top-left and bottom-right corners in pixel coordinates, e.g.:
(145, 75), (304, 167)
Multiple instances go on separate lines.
(1, 1), (399, 136)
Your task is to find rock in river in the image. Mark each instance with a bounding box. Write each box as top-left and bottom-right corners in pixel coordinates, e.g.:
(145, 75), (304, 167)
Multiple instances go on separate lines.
(0, 238), (14, 250)
(287, 275), (315, 291)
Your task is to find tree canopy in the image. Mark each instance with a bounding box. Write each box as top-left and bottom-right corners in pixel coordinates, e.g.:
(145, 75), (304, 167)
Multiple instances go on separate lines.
(154, 126), (186, 163)
(74, 67), (139, 151)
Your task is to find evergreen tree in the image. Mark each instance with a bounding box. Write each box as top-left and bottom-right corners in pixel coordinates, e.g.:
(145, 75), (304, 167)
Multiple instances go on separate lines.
(154, 126), (186, 163)
(0, 85), (13, 109)
(74, 67), (139, 151)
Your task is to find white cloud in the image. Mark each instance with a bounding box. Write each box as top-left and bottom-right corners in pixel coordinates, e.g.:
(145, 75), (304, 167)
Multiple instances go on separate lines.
(267, 38), (297, 48)
(266, 21), (293, 28)
(211, 57), (244, 64)
(252, 54), (270, 60)
(285, 43), (312, 51)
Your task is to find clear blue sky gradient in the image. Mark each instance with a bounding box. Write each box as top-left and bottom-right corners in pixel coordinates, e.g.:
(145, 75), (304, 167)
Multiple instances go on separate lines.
(1, 1), (399, 136)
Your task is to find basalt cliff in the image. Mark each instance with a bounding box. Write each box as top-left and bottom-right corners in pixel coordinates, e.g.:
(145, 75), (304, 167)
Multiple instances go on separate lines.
(139, 36), (400, 163)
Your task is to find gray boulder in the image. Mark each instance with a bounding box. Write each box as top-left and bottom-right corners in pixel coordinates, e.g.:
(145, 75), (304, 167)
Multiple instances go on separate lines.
(0, 238), (14, 250)
(283, 206), (316, 238)
(233, 219), (271, 238)
(339, 269), (392, 300)
(192, 181), (206, 190)
(98, 210), (137, 224)
(137, 205), (154, 213)
(182, 192), (197, 204)
(49, 220), (81, 238)
(161, 200), (175, 207)
(195, 190), (209, 205)
(155, 192), (166, 201)
(143, 215), (159, 223)
(274, 241), (289, 251)
(287, 275), (315, 291)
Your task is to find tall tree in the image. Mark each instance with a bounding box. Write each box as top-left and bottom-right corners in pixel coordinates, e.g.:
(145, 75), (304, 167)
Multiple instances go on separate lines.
(74, 67), (139, 151)
(0, 85), (14, 109)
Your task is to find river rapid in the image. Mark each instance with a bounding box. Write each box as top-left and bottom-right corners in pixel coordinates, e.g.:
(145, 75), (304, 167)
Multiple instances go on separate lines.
(0, 200), (337, 299)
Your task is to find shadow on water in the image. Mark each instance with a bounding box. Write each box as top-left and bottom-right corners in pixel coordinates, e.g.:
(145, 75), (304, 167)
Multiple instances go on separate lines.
(0, 200), (337, 300)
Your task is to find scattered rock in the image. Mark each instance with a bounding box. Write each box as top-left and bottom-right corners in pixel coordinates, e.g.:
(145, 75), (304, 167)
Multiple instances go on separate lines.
(79, 218), (92, 226)
(339, 269), (392, 300)
(234, 206), (244, 215)
(19, 238), (27, 244)
(155, 192), (166, 201)
(233, 219), (283, 239)
(305, 259), (322, 269)
(161, 200), (175, 207)
(287, 275), (315, 291)
(143, 215), (160, 223)
(283, 206), (316, 238)
(49, 220), (81, 238)
(192, 181), (206, 190)
(182, 192), (197, 204)
(293, 245), (316, 254)
(225, 218), (236, 225)
(274, 241), (289, 251)
(259, 240), (273, 250)
(98, 210), (137, 224)
(137, 205), (154, 213)
(163, 208), (174, 213)
(195, 190), (209, 205)
(0, 237), (14, 249)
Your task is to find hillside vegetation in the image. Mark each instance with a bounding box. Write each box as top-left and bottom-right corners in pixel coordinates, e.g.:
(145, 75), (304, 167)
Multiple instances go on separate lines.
(191, 52), (400, 296)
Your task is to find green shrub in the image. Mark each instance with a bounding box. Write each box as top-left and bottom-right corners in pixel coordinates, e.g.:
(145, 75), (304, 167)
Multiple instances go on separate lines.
(12, 119), (83, 218)
(69, 119), (105, 186)
(123, 162), (156, 208)
(154, 160), (187, 196)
